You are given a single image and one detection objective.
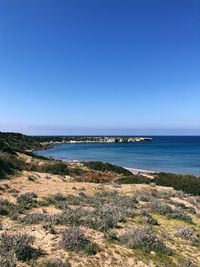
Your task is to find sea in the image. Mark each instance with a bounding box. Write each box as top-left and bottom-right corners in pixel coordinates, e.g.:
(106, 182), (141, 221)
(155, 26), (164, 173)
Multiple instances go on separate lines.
(35, 136), (200, 176)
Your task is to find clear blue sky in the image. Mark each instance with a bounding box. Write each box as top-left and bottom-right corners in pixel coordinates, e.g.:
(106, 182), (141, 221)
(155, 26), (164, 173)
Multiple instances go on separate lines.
(0, 0), (199, 135)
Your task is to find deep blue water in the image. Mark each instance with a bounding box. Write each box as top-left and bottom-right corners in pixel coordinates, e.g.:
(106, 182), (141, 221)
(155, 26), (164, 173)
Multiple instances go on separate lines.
(36, 136), (200, 176)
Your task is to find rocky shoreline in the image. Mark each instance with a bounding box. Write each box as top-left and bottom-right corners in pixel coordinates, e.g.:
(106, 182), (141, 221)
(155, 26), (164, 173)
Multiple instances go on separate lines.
(40, 136), (153, 149)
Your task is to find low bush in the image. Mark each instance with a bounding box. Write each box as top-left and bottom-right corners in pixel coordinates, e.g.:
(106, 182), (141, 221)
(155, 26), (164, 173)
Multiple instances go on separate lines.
(117, 172), (200, 197)
(42, 162), (69, 176)
(167, 208), (193, 224)
(60, 227), (98, 254)
(30, 162), (69, 176)
(0, 153), (26, 179)
(116, 175), (151, 184)
(141, 211), (159, 226)
(68, 167), (86, 177)
(148, 201), (193, 224)
(91, 190), (137, 209)
(42, 215), (58, 234)
(85, 202), (133, 232)
(136, 193), (155, 202)
(53, 193), (67, 201)
(182, 260), (198, 267)
(83, 161), (132, 176)
(43, 193), (69, 208)
(0, 232), (42, 262)
(20, 213), (52, 224)
(20, 212), (58, 234)
(74, 171), (114, 183)
(154, 172), (200, 196)
(0, 199), (19, 219)
(148, 201), (173, 215)
(0, 250), (16, 267)
(36, 258), (71, 267)
(17, 192), (38, 210)
(0, 199), (15, 216)
(176, 227), (199, 245)
(120, 227), (172, 254)
(186, 206), (197, 215)
(58, 207), (87, 226)
(24, 151), (50, 161)
(46, 193), (85, 208)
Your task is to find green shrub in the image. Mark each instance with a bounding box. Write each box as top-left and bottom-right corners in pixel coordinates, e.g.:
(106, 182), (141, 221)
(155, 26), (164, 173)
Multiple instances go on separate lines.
(116, 175), (151, 184)
(0, 132), (42, 152)
(117, 172), (200, 197)
(83, 161), (132, 176)
(154, 172), (200, 196)
(0, 153), (26, 179)
(31, 162), (69, 176)
(43, 162), (69, 175)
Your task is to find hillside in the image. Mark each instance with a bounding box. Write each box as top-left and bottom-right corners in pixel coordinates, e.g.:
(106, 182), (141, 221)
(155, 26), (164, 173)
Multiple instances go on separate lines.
(0, 133), (200, 266)
(0, 132), (43, 153)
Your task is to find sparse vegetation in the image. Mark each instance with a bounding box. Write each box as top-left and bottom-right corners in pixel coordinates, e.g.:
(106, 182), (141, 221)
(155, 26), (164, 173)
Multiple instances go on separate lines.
(60, 227), (98, 254)
(0, 232), (42, 263)
(0, 199), (15, 216)
(148, 200), (193, 223)
(36, 258), (71, 267)
(140, 210), (159, 225)
(176, 227), (199, 245)
(120, 227), (172, 255)
(59, 207), (87, 226)
(85, 203), (128, 232)
(17, 192), (38, 210)
(1, 132), (200, 266)
(20, 213), (52, 225)
(0, 199), (19, 219)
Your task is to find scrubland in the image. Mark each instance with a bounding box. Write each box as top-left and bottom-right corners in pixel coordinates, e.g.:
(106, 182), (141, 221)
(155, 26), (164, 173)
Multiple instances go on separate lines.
(1, 152), (200, 267)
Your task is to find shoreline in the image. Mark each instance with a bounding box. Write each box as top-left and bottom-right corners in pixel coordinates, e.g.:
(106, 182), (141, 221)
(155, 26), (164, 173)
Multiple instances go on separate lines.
(39, 156), (154, 173)
(38, 136), (153, 150)
(37, 155), (157, 176)
(33, 140), (199, 177)
(35, 154), (199, 177)
(124, 167), (155, 174)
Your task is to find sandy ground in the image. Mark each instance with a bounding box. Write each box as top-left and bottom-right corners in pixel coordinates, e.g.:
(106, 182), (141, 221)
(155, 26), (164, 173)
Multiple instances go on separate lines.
(1, 167), (200, 267)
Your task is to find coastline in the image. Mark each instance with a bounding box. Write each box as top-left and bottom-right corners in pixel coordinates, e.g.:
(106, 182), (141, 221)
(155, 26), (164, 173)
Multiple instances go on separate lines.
(34, 136), (200, 177)
(124, 167), (155, 174)
(37, 136), (153, 150)
(1, 133), (200, 266)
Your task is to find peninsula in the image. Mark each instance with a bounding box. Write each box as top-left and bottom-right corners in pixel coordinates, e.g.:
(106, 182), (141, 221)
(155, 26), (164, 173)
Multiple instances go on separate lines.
(37, 136), (152, 149)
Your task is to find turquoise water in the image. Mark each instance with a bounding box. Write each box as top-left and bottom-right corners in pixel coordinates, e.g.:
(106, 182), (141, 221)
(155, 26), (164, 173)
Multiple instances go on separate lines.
(36, 136), (200, 176)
